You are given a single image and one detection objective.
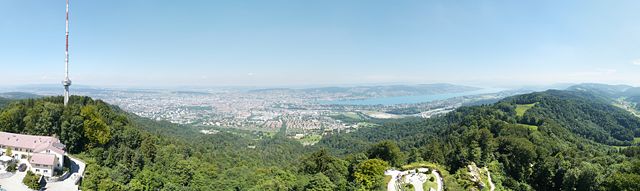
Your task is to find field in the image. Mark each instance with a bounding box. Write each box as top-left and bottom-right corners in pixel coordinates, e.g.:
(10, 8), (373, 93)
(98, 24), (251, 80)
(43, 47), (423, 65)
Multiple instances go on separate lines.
(299, 134), (323, 145)
(515, 103), (537, 117)
(330, 112), (366, 123)
(517, 124), (539, 131)
(342, 112), (362, 119)
(356, 122), (380, 128)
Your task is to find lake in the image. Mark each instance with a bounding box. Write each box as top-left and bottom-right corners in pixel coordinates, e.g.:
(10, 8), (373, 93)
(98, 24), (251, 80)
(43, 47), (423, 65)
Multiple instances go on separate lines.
(320, 88), (505, 105)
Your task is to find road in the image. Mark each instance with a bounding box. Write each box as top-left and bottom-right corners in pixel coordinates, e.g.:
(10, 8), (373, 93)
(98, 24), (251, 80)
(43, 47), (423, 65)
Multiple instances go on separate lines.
(45, 156), (86, 191)
(0, 171), (32, 191)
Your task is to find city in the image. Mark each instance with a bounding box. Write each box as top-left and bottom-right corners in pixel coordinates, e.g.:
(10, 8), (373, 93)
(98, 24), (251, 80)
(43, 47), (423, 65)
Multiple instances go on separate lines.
(1, 84), (530, 145)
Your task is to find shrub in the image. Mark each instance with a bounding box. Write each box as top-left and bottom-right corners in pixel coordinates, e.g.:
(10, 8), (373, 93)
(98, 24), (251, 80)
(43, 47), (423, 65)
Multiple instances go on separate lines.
(5, 148), (12, 157)
(6, 162), (16, 172)
(23, 171), (43, 190)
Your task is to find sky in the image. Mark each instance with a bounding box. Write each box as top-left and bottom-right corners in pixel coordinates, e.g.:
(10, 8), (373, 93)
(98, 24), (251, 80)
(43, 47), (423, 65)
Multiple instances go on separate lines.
(1, 0), (639, 88)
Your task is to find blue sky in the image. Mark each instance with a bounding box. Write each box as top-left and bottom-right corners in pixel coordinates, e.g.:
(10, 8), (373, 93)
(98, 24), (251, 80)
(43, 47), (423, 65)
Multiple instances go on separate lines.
(1, 0), (639, 87)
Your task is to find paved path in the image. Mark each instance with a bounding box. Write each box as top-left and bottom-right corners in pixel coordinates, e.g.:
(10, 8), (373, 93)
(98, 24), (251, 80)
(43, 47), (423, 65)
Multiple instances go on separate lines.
(0, 156), (86, 191)
(432, 170), (443, 191)
(483, 167), (495, 191)
(406, 173), (427, 191)
(45, 156), (86, 191)
(0, 171), (33, 191)
(384, 170), (401, 191)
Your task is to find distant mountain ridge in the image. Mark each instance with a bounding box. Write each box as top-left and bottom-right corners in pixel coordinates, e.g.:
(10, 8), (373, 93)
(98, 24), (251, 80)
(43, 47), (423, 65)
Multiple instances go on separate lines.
(249, 83), (481, 98)
(567, 83), (637, 97)
(567, 83), (640, 111)
(0, 92), (41, 99)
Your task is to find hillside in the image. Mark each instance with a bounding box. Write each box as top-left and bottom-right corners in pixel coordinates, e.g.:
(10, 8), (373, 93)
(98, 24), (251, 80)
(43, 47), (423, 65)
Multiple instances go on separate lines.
(567, 83), (640, 117)
(503, 90), (640, 145)
(0, 90), (639, 190)
(0, 96), (310, 190)
(317, 90), (640, 190)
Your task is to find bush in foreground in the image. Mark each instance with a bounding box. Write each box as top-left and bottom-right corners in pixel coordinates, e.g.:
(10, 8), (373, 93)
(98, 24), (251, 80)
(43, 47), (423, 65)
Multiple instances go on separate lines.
(23, 171), (42, 190)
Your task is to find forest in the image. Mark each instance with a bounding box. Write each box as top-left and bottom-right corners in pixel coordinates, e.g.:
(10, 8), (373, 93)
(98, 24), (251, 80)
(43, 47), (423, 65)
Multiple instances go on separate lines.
(0, 88), (639, 190)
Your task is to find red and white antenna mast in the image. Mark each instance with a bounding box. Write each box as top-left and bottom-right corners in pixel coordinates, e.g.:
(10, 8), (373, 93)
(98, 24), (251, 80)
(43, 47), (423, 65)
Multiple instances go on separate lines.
(63, 0), (72, 106)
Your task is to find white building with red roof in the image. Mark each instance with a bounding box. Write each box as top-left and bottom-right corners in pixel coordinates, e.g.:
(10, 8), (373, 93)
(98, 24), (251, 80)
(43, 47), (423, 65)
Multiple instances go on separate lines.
(0, 132), (66, 177)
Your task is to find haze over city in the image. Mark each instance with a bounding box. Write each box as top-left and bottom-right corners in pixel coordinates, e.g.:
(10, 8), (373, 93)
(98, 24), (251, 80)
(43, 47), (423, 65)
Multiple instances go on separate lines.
(1, 0), (639, 88)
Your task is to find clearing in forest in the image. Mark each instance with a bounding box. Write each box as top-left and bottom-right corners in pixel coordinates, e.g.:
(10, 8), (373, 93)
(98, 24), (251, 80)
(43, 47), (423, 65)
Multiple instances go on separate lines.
(515, 103), (537, 117)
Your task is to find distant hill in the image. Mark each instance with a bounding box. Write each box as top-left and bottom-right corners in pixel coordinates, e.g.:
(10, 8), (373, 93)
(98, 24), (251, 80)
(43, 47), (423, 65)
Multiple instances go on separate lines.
(250, 83), (480, 98)
(0, 92), (41, 99)
(170, 91), (212, 95)
(567, 83), (640, 112)
(622, 87), (640, 97)
(0, 97), (9, 108)
(567, 83), (635, 98)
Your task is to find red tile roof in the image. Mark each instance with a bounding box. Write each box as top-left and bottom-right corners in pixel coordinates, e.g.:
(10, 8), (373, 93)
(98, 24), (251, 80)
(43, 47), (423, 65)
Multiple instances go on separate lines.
(0, 132), (65, 155)
(30, 153), (56, 166)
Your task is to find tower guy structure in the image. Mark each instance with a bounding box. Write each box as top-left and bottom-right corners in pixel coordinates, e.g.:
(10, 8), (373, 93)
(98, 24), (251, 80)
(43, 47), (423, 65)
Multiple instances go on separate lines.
(62, 0), (72, 106)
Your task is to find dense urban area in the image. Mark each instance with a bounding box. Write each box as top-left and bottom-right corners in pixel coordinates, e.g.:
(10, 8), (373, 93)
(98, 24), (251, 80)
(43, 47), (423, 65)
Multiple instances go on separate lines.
(2, 85), (527, 145)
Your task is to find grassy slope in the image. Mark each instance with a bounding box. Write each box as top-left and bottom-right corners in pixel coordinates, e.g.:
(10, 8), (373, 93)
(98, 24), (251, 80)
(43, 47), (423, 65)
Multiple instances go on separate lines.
(515, 103), (536, 117)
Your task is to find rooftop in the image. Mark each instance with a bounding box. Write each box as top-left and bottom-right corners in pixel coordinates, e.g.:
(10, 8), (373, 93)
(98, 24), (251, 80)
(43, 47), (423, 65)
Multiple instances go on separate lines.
(0, 132), (65, 154)
(30, 153), (56, 165)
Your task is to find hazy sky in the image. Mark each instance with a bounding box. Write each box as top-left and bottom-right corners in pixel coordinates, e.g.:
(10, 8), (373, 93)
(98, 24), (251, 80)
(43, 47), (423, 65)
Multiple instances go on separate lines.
(1, 0), (639, 87)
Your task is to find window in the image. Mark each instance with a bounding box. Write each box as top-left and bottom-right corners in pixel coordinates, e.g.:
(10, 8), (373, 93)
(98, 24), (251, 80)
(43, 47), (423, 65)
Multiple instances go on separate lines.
(36, 169), (40, 172)
(44, 170), (48, 173)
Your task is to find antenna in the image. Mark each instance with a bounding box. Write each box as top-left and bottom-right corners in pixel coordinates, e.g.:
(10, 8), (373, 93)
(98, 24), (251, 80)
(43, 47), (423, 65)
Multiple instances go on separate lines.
(63, 0), (72, 106)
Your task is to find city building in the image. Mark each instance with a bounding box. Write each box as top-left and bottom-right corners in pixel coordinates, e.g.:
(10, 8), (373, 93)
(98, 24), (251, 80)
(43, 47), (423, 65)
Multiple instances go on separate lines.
(0, 132), (65, 177)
